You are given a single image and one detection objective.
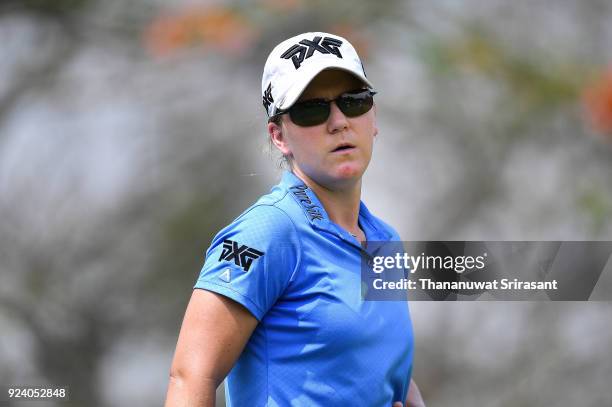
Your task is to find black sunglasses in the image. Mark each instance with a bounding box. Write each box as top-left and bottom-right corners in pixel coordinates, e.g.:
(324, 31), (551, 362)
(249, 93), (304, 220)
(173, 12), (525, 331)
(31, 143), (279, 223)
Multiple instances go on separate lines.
(272, 89), (377, 127)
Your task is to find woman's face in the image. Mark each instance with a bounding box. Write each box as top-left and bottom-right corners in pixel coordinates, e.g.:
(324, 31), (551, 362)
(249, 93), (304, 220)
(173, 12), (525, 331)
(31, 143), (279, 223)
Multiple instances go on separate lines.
(269, 69), (378, 190)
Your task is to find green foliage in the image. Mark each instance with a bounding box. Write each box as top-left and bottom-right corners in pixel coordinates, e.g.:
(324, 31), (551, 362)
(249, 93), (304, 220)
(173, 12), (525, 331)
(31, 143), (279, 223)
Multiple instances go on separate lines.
(578, 188), (612, 235)
(422, 25), (585, 114)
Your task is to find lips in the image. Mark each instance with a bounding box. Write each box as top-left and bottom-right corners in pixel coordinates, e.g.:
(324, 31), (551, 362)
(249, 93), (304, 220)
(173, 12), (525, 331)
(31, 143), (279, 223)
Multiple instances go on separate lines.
(331, 142), (355, 153)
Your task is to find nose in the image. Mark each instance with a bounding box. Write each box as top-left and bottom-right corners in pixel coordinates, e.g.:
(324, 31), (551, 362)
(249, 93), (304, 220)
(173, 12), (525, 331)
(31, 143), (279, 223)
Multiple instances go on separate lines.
(326, 101), (349, 134)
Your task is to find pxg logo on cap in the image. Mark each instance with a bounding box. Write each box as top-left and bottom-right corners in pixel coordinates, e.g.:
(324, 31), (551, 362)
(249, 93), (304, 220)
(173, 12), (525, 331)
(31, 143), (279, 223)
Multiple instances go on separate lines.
(280, 36), (344, 69)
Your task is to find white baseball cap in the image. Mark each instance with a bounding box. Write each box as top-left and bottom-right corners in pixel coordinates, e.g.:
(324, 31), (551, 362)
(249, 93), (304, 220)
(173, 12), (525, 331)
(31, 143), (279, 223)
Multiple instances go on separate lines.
(261, 32), (374, 117)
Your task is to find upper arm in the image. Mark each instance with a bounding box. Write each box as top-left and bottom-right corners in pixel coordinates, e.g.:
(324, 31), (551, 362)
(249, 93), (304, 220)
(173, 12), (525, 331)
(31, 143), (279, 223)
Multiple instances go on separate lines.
(170, 288), (258, 385)
(166, 204), (300, 405)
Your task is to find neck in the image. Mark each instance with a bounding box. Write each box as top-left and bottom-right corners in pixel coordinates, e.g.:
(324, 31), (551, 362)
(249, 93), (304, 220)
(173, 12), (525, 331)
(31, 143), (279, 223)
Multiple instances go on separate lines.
(292, 169), (362, 235)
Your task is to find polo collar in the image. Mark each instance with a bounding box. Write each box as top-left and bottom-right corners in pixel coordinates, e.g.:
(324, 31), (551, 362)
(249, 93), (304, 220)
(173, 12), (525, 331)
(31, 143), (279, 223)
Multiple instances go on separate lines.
(280, 171), (392, 245)
(281, 171), (329, 225)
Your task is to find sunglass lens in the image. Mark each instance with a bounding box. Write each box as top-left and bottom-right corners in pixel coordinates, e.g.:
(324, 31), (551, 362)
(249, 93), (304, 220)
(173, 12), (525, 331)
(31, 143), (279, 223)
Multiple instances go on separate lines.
(338, 91), (374, 117)
(290, 102), (330, 126)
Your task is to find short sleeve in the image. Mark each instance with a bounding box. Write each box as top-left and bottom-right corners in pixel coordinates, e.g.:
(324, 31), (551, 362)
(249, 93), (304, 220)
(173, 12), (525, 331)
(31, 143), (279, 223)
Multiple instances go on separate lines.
(194, 205), (300, 321)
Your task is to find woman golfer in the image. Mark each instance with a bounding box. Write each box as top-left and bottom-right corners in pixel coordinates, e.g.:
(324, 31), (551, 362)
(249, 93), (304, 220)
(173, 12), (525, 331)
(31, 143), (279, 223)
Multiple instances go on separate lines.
(165, 32), (424, 407)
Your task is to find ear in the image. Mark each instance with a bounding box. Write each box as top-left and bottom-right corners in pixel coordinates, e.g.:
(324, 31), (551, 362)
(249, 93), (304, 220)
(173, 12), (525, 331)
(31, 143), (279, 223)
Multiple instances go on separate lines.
(268, 120), (292, 157)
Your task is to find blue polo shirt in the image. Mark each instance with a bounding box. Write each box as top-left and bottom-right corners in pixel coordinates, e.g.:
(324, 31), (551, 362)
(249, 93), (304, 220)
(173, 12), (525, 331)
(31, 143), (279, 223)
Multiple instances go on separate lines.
(195, 171), (413, 406)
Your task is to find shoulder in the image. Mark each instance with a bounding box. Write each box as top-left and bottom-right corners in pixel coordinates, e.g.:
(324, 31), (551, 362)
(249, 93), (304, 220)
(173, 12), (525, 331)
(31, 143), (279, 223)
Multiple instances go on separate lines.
(209, 203), (299, 252)
(219, 181), (310, 234)
(205, 181), (307, 253)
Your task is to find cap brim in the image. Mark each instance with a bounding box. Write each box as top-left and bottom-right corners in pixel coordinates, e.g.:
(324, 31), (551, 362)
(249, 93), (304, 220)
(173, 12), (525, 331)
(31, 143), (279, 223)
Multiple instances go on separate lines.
(276, 61), (374, 112)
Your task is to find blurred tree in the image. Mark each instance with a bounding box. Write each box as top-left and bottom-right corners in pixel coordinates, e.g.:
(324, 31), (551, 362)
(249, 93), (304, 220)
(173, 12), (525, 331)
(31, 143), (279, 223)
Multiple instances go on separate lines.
(1, 1), (612, 406)
(1, 0), (90, 16)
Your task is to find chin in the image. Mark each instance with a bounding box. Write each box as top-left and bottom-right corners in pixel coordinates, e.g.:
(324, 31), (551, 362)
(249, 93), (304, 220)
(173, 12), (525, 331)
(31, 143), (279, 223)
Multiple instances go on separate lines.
(333, 163), (365, 180)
